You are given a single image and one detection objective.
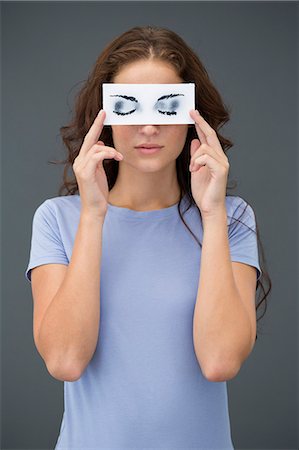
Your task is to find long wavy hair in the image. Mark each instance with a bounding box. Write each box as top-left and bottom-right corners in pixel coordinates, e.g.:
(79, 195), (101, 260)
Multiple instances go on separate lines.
(49, 25), (272, 340)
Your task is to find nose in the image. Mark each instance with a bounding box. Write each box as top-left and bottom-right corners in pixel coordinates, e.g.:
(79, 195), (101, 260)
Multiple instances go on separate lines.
(137, 124), (160, 135)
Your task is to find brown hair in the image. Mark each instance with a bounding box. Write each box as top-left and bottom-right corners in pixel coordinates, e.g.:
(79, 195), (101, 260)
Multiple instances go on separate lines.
(50, 25), (272, 339)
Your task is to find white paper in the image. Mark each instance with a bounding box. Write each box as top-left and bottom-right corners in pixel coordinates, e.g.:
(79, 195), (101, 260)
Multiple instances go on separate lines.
(102, 83), (195, 125)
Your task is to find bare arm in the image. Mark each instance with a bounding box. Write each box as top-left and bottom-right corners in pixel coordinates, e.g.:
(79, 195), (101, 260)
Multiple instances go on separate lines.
(37, 212), (105, 381)
(192, 207), (254, 382)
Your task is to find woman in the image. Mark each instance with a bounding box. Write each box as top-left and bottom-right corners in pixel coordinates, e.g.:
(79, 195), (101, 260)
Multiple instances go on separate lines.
(25, 25), (271, 449)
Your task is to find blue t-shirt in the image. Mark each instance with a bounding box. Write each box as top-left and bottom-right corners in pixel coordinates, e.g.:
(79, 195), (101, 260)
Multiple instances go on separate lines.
(25, 193), (261, 449)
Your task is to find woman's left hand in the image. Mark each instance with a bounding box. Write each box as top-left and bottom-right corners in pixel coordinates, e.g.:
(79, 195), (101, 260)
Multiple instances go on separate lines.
(189, 109), (230, 218)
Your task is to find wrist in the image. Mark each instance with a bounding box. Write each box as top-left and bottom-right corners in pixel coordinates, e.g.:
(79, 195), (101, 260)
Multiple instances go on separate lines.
(80, 210), (106, 223)
(201, 206), (227, 226)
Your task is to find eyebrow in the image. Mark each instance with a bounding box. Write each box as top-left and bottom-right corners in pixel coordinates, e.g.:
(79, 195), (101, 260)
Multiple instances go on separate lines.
(157, 93), (184, 101)
(109, 93), (185, 102)
(110, 94), (138, 102)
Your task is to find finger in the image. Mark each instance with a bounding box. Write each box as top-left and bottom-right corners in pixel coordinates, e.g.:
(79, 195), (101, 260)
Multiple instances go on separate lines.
(189, 110), (223, 154)
(81, 110), (106, 155)
(189, 110), (207, 145)
(191, 153), (227, 174)
(190, 153), (213, 173)
(89, 144), (123, 160)
(76, 141), (120, 161)
(75, 145), (123, 171)
(81, 150), (123, 177)
(190, 144), (224, 169)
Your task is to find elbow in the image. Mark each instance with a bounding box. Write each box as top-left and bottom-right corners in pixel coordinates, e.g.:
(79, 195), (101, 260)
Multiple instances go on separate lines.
(205, 335), (256, 381)
(201, 360), (241, 382)
(46, 359), (83, 382)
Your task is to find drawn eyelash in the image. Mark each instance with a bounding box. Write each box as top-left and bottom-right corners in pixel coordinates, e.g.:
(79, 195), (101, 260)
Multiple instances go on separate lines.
(157, 110), (177, 116)
(113, 109), (177, 116)
(113, 109), (136, 116)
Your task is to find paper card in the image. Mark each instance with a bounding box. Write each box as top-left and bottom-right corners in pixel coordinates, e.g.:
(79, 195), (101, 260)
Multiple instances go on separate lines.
(102, 83), (195, 125)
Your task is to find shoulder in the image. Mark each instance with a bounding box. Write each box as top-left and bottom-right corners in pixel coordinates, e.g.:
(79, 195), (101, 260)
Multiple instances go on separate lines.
(34, 194), (80, 214)
(226, 194), (249, 210)
(31, 195), (80, 230)
(45, 194), (80, 209)
(225, 195), (258, 236)
(225, 195), (255, 219)
(181, 194), (256, 225)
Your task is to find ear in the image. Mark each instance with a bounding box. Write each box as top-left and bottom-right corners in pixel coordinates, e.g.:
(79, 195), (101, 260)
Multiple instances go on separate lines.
(190, 138), (201, 158)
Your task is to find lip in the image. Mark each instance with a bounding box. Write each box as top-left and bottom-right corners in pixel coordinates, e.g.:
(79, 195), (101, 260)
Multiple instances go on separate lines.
(135, 143), (164, 148)
(135, 144), (164, 155)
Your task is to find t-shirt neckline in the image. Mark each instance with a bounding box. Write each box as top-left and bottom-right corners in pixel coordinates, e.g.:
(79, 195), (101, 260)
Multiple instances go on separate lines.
(107, 194), (188, 221)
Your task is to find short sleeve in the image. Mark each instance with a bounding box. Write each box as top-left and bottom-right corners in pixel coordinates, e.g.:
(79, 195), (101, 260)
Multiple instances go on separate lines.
(228, 197), (262, 282)
(24, 199), (69, 283)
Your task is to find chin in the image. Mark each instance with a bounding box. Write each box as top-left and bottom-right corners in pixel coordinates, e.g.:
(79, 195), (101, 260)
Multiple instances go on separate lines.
(127, 157), (162, 169)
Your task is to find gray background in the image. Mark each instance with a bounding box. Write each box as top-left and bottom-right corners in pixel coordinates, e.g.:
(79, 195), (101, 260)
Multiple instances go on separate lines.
(2, 1), (298, 449)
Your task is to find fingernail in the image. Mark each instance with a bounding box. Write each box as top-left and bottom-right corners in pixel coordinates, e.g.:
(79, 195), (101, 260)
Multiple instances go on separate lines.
(98, 109), (103, 116)
(195, 110), (200, 115)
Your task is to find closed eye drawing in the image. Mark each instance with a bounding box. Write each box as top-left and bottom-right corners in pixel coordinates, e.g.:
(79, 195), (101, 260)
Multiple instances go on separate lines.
(110, 94), (139, 116)
(154, 93), (184, 116)
(110, 93), (185, 116)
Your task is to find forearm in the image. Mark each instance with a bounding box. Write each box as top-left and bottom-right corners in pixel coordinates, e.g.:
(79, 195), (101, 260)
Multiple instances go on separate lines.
(38, 212), (105, 379)
(192, 207), (252, 381)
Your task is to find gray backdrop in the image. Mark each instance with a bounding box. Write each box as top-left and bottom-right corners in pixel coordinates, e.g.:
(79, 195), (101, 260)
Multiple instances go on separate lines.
(2, 1), (298, 449)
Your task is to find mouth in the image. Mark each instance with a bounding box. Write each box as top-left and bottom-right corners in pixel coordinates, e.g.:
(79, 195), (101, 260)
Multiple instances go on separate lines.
(134, 144), (164, 155)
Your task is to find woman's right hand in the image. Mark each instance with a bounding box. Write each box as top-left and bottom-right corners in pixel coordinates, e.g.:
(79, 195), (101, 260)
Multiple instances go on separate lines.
(72, 109), (123, 218)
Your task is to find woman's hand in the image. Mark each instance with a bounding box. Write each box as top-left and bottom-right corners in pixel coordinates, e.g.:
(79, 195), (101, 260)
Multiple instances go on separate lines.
(189, 109), (230, 218)
(72, 109), (123, 218)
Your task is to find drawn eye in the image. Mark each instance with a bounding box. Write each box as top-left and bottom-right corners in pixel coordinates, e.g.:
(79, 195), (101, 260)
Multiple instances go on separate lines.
(110, 95), (139, 116)
(155, 93), (184, 116)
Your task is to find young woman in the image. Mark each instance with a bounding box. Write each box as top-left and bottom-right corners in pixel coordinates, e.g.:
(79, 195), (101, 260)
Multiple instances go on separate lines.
(25, 25), (271, 450)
